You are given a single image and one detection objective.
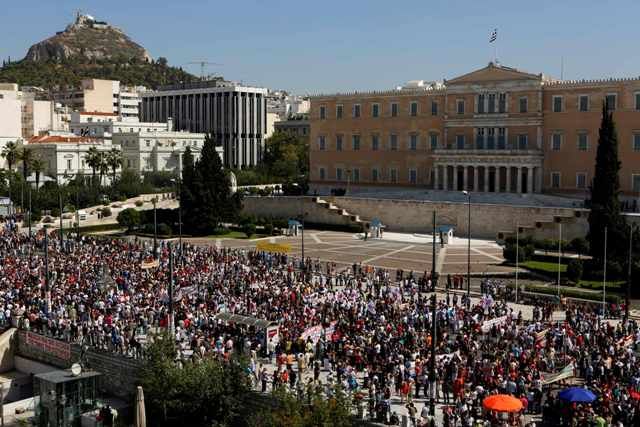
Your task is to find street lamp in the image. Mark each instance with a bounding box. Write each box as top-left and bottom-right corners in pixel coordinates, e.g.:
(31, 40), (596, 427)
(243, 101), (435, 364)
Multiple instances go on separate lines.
(170, 178), (182, 255)
(152, 197), (158, 259)
(462, 190), (471, 306)
(293, 183), (306, 271)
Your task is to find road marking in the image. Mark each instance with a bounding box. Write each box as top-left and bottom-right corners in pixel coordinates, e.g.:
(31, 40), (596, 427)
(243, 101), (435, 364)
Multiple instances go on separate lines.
(471, 247), (503, 262)
(362, 245), (414, 264)
(436, 246), (446, 273)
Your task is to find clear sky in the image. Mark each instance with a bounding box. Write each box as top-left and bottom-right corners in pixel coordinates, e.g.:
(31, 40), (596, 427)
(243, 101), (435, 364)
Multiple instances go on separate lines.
(2, 0), (639, 94)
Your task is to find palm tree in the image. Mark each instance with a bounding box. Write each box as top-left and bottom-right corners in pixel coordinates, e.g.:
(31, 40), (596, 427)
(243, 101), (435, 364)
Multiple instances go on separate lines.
(85, 146), (101, 186)
(1, 141), (20, 172)
(106, 148), (122, 183)
(98, 153), (109, 186)
(18, 147), (35, 181)
(30, 157), (46, 190)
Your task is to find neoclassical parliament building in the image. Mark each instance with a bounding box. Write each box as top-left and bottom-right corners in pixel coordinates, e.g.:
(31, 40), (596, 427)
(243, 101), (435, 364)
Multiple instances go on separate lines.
(309, 62), (640, 195)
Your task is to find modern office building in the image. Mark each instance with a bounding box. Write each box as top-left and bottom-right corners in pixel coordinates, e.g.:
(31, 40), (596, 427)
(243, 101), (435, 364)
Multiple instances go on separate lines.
(274, 118), (310, 138)
(309, 62), (640, 195)
(140, 80), (268, 168)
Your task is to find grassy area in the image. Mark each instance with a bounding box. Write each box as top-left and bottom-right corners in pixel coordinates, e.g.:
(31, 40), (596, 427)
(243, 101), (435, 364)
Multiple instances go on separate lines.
(578, 280), (625, 291)
(522, 260), (567, 274)
(507, 282), (621, 304)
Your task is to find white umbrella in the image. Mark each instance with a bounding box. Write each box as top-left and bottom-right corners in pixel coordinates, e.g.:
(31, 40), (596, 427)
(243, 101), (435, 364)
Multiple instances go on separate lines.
(135, 386), (146, 427)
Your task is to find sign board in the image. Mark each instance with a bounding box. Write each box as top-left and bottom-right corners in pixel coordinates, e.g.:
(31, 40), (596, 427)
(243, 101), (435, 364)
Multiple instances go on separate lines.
(541, 363), (574, 385)
(266, 325), (280, 346)
(301, 321), (336, 344)
(256, 241), (291, 254)
(481, 315), (508, 333)
(23, 331), (71, 361)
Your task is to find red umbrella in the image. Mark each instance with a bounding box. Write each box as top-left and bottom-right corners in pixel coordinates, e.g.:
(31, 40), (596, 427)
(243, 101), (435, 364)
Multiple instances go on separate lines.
(629, 389), (640, 400)
(483, 394), (523, 413)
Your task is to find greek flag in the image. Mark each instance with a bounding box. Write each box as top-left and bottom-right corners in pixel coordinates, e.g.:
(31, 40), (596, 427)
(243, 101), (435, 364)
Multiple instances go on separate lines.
(489, 29), (497, 43)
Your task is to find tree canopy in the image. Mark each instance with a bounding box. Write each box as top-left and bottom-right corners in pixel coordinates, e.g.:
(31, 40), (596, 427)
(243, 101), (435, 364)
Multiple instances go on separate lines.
(588, 104), (628, 262)
(181, 135), (241, 235)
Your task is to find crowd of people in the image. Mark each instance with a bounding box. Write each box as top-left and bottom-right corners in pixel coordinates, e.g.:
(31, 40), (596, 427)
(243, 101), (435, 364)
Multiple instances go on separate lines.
(1, 219), (640, 426)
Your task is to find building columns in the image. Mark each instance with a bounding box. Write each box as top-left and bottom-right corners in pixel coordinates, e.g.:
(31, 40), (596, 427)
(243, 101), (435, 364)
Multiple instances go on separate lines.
(433, 165), (439, 190)
(517, 167), (523, 194)
(484, 167), (490, 192)
(536, 167), (543, 193)
(527, 166), (534, 193)
(473, 165), (479, 192)
(505, 166), (511, 193)
(443, 165), (448, 191)
(463, 166), (468, 191)
(452, 165), (458, 191)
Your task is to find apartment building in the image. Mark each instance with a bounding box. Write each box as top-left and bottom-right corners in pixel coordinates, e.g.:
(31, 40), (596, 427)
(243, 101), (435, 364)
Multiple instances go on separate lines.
(53, 79), (142, 121)
(309, 62), (640, 195)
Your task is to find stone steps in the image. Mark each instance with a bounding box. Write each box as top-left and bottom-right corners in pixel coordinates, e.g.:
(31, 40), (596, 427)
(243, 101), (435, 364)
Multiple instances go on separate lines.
(312, 197), (365, 227)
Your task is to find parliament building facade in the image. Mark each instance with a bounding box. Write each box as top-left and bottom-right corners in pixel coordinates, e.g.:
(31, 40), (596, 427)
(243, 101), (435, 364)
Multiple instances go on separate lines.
(309, 63), (640, 195)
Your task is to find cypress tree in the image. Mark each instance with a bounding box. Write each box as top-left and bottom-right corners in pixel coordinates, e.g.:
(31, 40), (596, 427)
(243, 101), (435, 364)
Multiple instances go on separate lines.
(588, 103), (627, 262)
(183, 135), (240, 235)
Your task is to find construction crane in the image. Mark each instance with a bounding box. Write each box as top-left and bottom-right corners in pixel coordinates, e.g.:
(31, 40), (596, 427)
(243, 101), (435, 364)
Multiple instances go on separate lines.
(186, 61), (223, 80)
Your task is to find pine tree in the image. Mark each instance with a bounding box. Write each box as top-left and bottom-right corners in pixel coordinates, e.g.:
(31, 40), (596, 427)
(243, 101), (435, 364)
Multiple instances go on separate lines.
(182, 135), (240, 235)
(588, 103), (627, 262)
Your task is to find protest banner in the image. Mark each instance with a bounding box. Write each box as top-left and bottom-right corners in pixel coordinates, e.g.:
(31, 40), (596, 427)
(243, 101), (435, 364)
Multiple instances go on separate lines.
(541, 363), (575, 385)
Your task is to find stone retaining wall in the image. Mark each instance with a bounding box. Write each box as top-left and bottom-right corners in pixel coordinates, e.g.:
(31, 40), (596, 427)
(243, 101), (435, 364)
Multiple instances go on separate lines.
(242, 196), (591, 240)
(16, 331), (140, 400)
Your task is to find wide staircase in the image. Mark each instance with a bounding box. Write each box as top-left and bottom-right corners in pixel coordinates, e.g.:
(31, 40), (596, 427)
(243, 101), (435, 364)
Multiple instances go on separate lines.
(311, 197), (368, 229)
(497, 209), (586, 243)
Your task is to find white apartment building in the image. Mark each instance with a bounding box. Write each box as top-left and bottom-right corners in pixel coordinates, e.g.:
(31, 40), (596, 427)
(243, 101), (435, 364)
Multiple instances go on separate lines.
(26, 132), (117, 184)
(114, 130), (218, 176)
(0, 84), (69, 168)
(0, 84), (23, 162)
(53, 79), (143, 121)
(69, 112), (169, 143)
(140, 80), (267, 168)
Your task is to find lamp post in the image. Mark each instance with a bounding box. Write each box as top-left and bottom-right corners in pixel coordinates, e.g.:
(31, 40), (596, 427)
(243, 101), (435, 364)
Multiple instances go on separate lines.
(27, 183), (32, 237)
(557, 222), (562, 298)
(293, 183), (306, 271)
(44, 225), (50, 315)
(152, 197), (158, 259)
(58, 184), (64, 249)
(603, 227), (608, 318)
(462, 190), (471, 306)
(170, 178), (183, 256)
(75, 173), (81, 242)
(627, 224), (633, 319)
(515, 224), (520, 303)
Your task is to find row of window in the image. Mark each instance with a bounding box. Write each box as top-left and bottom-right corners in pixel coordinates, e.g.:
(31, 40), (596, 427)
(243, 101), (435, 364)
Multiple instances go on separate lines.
(319, 101), (438, 119)
(550, 133), (640, 151)
(317, 92), (640, 119)
(551, 93), (640, 112)
(317, 167), (595, 190)
(318, 167), (420, 184)
(317, 134), (440, 151)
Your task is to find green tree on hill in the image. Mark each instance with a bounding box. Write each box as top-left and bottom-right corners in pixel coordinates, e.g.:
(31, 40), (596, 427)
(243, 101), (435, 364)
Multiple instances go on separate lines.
(588, 104), (627, 263)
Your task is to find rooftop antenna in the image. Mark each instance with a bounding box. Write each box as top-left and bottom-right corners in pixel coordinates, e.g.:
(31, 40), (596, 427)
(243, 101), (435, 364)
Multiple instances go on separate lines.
(186, 61), (223, 80)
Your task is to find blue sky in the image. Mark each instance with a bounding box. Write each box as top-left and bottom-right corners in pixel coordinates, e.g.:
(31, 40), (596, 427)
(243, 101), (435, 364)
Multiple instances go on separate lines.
(2, 0), (639, 94)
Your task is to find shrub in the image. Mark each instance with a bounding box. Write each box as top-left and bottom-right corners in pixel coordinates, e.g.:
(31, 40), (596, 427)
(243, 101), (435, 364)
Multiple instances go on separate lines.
(42, 216), (53, 224)
(242, 223), (256, 238)
(568, 237), (589, 255)
(567, 260), (584, 283)
(157, 223), (172, 236)
(264, 223), (274, 235)
(117, 208), (141, 231)
(101, 207), (112, 217)
(135, 200), (144, 207)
